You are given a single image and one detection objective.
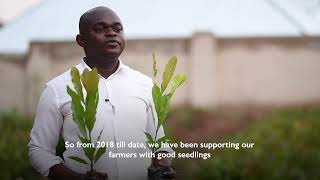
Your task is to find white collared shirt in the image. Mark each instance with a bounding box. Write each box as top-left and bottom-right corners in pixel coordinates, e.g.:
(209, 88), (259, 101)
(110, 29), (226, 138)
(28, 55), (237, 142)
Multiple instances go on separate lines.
(28, 60), (170, 180)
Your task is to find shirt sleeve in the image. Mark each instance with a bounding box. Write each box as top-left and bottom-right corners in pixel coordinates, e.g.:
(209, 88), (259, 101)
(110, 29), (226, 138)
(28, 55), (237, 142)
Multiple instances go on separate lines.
(28, 84), (64, 177)
(146, 84), (174, 154)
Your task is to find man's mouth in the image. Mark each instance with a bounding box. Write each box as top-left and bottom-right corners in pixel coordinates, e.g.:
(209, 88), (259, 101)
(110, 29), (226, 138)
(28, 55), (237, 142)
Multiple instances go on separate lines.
(105, 40), (120, 46)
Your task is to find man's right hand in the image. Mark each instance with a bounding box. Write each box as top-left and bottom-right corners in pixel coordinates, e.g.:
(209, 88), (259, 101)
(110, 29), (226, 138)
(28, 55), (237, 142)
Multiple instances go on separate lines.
(49, 163), (108, 180)
(81, 170), (108, 180)
(49, 163), (82, 180)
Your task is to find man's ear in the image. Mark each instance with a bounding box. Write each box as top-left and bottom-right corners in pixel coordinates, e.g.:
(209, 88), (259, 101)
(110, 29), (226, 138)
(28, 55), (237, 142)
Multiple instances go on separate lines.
(76, 34), (85, 47)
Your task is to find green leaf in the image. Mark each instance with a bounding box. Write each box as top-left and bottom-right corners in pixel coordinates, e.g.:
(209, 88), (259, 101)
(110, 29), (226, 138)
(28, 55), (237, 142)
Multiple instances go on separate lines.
(94, 128), (106, 163)
(85, 88), (99, 133)
(80, 68), (99, 133)
(169, 72), (187, 98)
(152, 53), (158, 79)
(70, 67), (84, 103)
(78, 135), (89, 144)
(161, 56), (177, 93)
(67, 86), (87, 138)
(158, 95), (170, 128)
(94, 146), (106, 163)
(144, 132), (155, 151)
(56, 136), (66, 158)
(155, 136), (171, 151)
(156, 136), (169, 145)
(78, 133), (95, 162)
(68, 156), (88, 165)
(144, 132), (154, 144)
(96, 128), (104, 142)
(81, 68), (99, 94)
(83, 145), (95, 162)
(152, 84), (162, 118)
(157, 136), (168, 144)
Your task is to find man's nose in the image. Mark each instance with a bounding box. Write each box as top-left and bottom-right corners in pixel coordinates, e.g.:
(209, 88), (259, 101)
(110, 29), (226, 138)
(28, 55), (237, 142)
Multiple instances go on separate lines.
(105, 28), (117, 36)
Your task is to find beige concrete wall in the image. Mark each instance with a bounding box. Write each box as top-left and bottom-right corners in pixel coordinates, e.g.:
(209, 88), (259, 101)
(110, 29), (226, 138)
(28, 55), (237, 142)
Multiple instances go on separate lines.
(25, 42), (84, 114)
(188, 32), (218, 107)
(0, 55), (25, 113)
(25, 43), (52, 114)
(216, 37), (320, 107)
(49, 42), (84, 79)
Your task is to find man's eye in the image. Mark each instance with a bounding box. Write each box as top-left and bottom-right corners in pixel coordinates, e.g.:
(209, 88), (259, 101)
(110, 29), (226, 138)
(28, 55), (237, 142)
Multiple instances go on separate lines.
(94, 27), (104, 33)
(113, 26), (123, 33)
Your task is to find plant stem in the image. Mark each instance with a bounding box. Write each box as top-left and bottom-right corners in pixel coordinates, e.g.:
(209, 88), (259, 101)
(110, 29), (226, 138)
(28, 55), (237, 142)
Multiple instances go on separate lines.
(150, 104), (160, 153)
(88, 129), (93, 174)
(153, 127), (159, 153)
(90, 161), (93, 176)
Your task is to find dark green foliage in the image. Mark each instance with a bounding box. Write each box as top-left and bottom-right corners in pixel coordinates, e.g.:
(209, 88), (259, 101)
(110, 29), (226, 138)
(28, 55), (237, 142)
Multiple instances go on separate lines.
(56, 135), (66, 159)
(0, 111), (42, 180)
(194, 107), (320, 180)
(68, 156), (88, 165)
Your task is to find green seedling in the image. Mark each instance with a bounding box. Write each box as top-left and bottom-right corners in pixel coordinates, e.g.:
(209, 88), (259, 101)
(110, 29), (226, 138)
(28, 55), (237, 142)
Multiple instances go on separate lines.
(66, 67), (106, 176)
(145, 54), (187, 153)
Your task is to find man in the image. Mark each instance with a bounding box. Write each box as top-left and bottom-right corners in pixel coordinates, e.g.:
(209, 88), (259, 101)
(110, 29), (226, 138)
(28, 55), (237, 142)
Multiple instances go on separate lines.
(28, 6), (175, 180)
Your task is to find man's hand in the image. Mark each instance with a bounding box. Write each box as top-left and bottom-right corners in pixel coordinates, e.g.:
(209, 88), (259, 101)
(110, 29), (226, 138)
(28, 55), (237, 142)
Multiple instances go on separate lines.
(80, 170), (108, 180)
(49, 163), (108, 180)
(49, 163), (82, 180)
(152, 152), (176, 179)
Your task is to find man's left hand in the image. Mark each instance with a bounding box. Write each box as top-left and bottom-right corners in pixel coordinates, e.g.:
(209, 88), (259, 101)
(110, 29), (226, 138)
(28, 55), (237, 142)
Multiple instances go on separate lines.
(152, 152), (176, 179)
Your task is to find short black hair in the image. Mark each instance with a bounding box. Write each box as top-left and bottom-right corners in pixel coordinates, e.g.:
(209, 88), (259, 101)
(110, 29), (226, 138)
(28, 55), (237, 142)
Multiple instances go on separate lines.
(78, 6), (116, 34)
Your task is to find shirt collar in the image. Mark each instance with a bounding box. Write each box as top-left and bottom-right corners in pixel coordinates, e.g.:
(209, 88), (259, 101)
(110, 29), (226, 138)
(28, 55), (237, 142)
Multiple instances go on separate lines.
(81, 58), (125, 80)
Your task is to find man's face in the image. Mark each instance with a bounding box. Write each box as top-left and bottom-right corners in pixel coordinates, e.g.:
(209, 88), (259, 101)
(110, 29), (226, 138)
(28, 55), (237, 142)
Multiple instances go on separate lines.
(80, 10), (125, 59)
